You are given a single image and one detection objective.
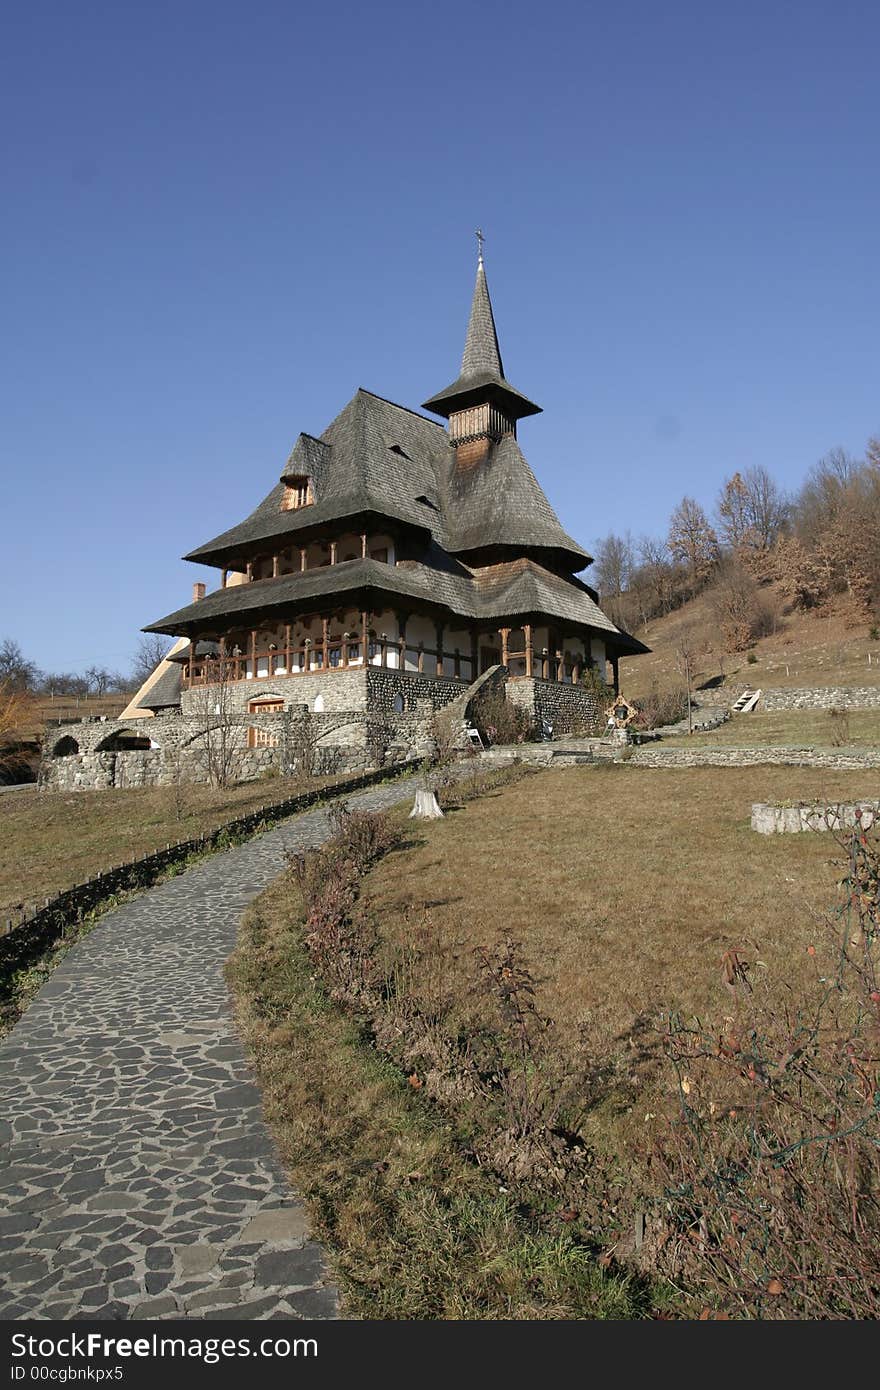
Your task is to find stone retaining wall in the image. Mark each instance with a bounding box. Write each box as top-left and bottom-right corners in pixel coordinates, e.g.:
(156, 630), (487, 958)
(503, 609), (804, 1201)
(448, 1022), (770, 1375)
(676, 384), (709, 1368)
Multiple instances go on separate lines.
(628, 745), (880, 771)
(41, 668), (463, 791)
(761, 686), (880, 711)
(506, 678), (600, 734)
(751, 799), (880, 834)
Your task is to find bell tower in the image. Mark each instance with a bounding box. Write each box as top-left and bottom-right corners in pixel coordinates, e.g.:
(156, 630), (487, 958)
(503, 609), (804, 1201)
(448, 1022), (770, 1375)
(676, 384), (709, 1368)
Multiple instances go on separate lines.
(422, 235), (541, 466)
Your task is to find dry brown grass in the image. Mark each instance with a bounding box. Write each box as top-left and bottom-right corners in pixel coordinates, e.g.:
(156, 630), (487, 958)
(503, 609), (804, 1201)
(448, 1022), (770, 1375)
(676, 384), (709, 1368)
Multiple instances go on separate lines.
(227, 875), (652, 1319)
(662, 708), (880, 748)
(620, 585), (880, 699)
(364, 764), (878, 1160)
(0, 775), (335, 916)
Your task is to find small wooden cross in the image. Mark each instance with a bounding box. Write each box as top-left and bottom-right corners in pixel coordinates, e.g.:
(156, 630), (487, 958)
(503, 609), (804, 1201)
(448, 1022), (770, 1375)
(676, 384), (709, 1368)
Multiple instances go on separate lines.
(475, 227), (485, 261)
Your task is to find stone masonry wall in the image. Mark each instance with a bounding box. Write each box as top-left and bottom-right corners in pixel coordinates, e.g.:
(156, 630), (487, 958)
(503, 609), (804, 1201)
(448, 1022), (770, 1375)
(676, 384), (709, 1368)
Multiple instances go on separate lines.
(761, 686), (880, 711)
(506, 678), (600, 734)
(180, 668), (368, 716)
(40, 667), (461, 792)
(628, 745), (880, 771)
(365, 666), (467, 713)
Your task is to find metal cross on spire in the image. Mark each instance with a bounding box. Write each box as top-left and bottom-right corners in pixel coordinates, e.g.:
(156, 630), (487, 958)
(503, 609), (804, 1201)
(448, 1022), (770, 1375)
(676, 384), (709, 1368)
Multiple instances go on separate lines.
(475, 227), (485, 263)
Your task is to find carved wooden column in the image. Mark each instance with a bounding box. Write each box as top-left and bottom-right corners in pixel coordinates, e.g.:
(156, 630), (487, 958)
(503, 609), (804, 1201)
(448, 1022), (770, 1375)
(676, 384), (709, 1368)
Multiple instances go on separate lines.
(524, 623), (533, 677)
(250, 629), (257, 679)
(321, 617), (329, 670)
(470, 629), (479, 677)
(284, 624), (291, 673)
(246, 561), (253, 582)
(396, 613), (408, 672)
(361, 610), (369, 666)
(330, 540), (337, 566)
(556, 649), (564, 683)
(500, 627), (510, 669)
(221, 569), (228, 589)
(272, 554), (279, 578)
(361, 532), (367, 559)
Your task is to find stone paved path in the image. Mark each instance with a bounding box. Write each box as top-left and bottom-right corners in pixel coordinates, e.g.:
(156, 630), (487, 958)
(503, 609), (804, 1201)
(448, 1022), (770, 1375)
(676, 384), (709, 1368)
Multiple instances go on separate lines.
(0, 780), (416, 1321)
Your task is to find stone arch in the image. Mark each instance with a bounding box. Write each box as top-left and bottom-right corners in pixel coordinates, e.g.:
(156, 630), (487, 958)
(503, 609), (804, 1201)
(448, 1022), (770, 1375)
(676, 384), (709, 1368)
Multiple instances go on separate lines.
(315, 719), (361, 747)
(94, 730), (155, 752)
(247, 693), (285, 713)
(52, 734), (80, 757)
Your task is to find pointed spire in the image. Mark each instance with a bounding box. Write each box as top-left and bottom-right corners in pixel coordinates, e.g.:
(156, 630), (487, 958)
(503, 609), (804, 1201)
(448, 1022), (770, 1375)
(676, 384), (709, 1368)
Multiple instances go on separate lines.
(422, 239), (541, 423)
(460, 253), (505, 380)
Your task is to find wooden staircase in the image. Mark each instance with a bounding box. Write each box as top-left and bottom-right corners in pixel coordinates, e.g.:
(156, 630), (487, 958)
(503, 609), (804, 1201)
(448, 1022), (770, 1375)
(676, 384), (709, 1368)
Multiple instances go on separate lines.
(731, 688), (762, 714)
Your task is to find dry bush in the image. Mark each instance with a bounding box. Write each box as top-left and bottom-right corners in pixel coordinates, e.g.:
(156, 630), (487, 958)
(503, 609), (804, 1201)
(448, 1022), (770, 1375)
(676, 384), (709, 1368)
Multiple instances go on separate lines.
(0, 679), (35, 755)
(710, 561), (783, 653)
(632, 685), (689, 730)
(828, 707), (851, 748)
(652, 824), (880, 1318)
(471, 688), (533, 745)
(285, 805), (400, 1007)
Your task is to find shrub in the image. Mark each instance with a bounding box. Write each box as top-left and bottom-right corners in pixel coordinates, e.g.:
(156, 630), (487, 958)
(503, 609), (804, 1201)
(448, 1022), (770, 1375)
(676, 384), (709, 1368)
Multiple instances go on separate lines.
(870, 625), (879, 641)
(327, 801), (399, 874)
(828, 706), (851, 747)
(471, 688), (534, 745)
(747, 651), (758, 664)
(632, 685), (688, 731)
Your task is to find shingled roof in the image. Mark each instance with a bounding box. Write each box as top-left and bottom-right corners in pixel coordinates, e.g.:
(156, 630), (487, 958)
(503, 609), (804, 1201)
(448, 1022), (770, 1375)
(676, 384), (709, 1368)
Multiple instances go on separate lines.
(182, 387), (586, 569)
(145, 555), (647, 655)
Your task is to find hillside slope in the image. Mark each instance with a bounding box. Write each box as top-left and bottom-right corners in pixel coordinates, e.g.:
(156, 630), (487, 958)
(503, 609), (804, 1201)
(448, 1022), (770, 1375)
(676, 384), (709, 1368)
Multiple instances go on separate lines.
(619, 583), (880, 700)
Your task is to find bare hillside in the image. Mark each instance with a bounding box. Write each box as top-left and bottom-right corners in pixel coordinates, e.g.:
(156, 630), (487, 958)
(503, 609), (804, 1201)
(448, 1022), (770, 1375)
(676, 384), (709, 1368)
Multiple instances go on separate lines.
(619, 584), (880, 699)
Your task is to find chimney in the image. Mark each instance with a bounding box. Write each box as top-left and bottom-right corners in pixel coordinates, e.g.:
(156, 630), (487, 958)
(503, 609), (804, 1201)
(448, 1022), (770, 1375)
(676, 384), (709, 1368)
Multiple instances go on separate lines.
(192, 582), (206, 603)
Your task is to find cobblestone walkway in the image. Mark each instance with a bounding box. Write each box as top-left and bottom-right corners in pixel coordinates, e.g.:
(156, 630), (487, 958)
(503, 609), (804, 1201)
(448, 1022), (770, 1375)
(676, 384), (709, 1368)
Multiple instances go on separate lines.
(0, 780), (416, 1321)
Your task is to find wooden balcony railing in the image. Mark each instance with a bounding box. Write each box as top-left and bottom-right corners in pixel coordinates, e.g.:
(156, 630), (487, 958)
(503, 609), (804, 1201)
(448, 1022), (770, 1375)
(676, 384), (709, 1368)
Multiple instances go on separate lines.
(182, 636), (588, 688)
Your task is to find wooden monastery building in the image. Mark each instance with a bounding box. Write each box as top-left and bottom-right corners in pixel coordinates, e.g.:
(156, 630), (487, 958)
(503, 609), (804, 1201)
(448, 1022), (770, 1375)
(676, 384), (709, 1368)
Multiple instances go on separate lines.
(42, 251), (646, 790)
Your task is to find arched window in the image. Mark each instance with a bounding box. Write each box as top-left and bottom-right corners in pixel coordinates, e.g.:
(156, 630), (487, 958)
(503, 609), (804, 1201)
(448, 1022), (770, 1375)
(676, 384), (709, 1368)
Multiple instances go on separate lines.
(248, 697), (284, 714)
(313, 693), (325, 712)
(392, 693), (405, 713)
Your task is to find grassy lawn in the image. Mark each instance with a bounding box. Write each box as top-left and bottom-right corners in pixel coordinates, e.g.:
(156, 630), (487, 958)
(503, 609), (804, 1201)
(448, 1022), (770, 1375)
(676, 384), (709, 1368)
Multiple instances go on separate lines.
(227, 872), (659, 1319)
(362, 764), (878, 1162)
(663, 707), (880, 747)
(0, 775), (335, 916)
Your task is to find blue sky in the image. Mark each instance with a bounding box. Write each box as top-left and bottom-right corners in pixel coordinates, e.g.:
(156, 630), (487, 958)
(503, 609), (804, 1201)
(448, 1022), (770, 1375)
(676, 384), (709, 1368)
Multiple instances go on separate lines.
(2, 0), (878, 674)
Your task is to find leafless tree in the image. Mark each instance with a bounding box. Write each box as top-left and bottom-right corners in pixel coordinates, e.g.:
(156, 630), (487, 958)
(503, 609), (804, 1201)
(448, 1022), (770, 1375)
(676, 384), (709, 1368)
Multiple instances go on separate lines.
(0, 678), (35, 776)
(0, 638), (39, 692)
(187, 655), (243, 789)
(593, 531), (635, 600)
(131, 634), (171, 688)
(675, 626), (699, 734)
(668, 497), (718, 593)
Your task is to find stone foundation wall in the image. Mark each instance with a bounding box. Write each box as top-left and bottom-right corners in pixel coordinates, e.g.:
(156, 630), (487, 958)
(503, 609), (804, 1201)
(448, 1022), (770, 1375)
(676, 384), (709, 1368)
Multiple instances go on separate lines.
(751, 799), (880, 834)
(761, 686), (880, 711)
(180, 668), (368, 716)
(365, 666), (466, 713)
(505, 678), (600, 734)
(628, 745), (880, 771)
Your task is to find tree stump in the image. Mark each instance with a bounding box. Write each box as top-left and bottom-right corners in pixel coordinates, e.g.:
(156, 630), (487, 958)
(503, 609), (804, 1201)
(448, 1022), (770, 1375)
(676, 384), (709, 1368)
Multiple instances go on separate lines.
(410, 789), (444, 819)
